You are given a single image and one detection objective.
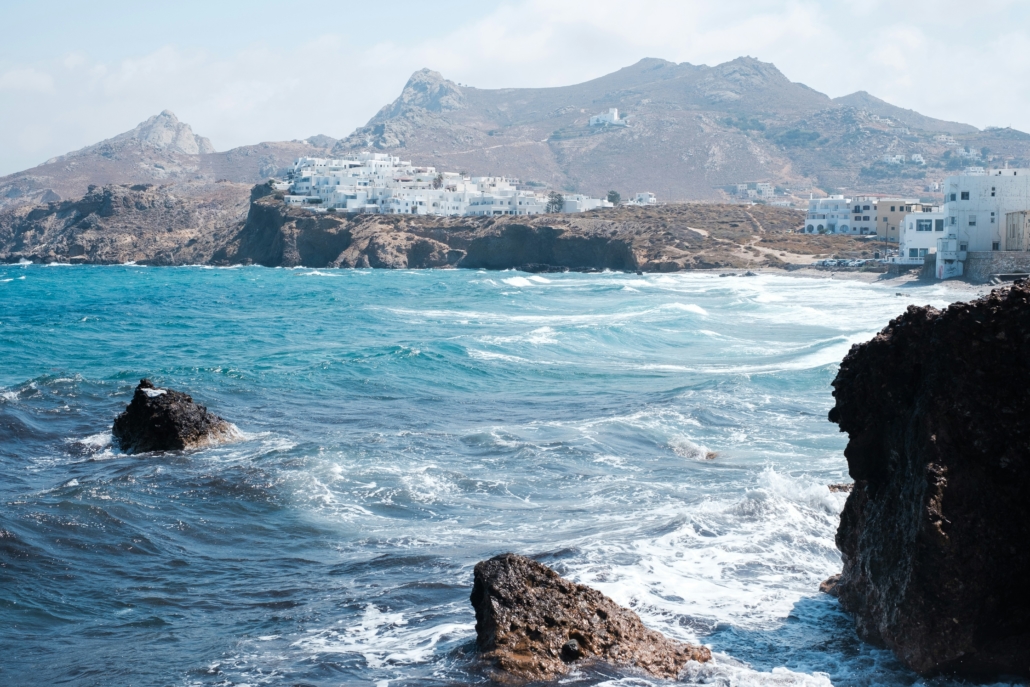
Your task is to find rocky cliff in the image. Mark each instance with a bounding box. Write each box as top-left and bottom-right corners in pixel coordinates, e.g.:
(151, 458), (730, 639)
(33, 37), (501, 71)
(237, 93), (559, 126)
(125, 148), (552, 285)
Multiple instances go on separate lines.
(829, 284), (1030, 677)
(4, 181), (872, 270)
(227, 185), (810, 271)
(0, 182), (249, 265)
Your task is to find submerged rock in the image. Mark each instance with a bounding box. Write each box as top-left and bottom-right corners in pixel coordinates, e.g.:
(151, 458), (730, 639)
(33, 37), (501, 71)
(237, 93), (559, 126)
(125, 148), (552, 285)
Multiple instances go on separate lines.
(470, 553), (710, 680)
(112, 379), (237, 453)
(829, 283), (1030, 677)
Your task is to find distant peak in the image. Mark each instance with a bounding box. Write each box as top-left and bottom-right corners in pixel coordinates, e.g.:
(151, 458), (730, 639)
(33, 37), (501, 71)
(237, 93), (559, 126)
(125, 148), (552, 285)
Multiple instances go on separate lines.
(391, 68), (466, 114)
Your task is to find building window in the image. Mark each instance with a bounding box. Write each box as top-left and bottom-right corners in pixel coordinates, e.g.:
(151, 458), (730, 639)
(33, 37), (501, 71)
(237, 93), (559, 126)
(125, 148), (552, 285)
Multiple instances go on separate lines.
(991, 187), (996, 197)
(950, 193), (957, 201)
(991, 212), (995, 224)
(917, 219), (933, 231)
(909, 248), (919, 258)
(891, 206), (896, 212)
(961, 191), (970, 200)
(950, 216), (957, 225)
(935, 219), (944, 231)
(919, 248), (928, 258)
(993, 242), (1000, 250)
(863, 205), (870, 211)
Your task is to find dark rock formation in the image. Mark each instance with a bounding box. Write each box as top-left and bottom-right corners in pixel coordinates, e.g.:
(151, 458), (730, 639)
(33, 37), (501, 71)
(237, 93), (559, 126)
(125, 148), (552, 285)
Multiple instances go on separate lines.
(112, 379), (237, 453)
(829, 283), (1030, 677)
(470, 553), (710, 680)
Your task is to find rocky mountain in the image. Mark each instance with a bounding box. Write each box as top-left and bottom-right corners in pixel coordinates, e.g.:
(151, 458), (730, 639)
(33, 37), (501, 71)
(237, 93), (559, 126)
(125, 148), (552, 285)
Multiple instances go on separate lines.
(333, 58), (1030, 201)
(0, 111), (335, 210)
(4, 57), (1027, 210)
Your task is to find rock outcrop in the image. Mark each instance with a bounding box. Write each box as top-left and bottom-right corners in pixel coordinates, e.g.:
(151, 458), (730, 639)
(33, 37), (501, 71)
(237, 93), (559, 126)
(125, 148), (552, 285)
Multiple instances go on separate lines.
(113, 379), (238, 453)
(0, 183), (249, 265)
(470, 553), (711, 680)
(828, 283), (1030, 677)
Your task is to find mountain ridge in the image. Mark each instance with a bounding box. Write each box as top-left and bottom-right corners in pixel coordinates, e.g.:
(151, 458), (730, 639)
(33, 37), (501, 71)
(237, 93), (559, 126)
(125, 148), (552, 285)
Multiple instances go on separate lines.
(2, 57), (1028, 209)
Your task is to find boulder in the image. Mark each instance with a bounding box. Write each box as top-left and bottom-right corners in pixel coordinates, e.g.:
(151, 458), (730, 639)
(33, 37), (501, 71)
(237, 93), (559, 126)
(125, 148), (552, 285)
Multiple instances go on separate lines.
(470, 553), (710, 680)
(828, 283), (1030, 677)
(112, 379), (238, 453)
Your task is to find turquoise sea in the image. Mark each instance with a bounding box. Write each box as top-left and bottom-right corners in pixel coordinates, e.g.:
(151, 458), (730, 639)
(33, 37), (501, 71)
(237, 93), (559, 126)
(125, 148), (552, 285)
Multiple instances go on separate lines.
(0, 264), (980, 686)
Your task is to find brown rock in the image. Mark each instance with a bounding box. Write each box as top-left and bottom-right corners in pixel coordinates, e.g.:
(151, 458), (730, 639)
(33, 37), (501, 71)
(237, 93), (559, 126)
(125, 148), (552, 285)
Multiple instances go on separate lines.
(112, 379), (239, 453)
(819, 574), (841, 597)
(829, 282), (1030, 677)
(470, 553), (711, 680)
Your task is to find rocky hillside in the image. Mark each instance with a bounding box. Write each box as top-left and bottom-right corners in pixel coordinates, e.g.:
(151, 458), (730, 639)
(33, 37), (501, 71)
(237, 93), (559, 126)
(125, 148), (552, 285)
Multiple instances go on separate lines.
(0, 182), (250, 265)
(0, 111), (335, 211)
(333, 59), (1030, 201)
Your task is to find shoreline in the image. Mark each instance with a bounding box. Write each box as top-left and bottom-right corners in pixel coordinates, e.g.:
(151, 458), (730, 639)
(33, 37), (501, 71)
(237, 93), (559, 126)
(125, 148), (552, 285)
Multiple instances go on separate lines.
(1, 259), (997, 296)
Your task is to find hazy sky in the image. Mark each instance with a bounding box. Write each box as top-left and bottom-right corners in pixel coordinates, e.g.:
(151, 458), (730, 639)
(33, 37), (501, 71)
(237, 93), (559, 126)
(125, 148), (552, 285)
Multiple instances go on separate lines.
(1, 0), (1028, 175)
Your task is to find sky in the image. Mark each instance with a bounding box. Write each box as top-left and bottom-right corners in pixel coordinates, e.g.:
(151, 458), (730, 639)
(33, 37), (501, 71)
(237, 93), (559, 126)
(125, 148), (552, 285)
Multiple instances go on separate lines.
(1, 0), (1028, 176)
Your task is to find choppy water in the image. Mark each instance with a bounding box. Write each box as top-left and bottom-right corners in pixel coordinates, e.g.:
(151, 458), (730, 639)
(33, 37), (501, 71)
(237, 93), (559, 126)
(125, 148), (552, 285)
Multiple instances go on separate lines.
(0, 264), (995, 686)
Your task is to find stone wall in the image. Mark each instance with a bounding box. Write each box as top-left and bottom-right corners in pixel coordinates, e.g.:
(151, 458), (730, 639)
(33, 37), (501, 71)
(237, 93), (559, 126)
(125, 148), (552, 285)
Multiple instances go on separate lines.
(963, 251), (1030, 282)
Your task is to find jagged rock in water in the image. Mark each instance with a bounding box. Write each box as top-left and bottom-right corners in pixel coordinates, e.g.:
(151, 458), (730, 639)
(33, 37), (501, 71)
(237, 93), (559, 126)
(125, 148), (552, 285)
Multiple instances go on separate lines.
(112, 379), (237, 453)
(828, 282), (1030, 677)
(470, 553), (711, 680)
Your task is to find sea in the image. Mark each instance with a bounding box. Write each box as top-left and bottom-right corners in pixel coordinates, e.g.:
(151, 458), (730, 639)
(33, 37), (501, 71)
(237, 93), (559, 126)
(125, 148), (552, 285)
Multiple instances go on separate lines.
(0, 263), (1003, 687)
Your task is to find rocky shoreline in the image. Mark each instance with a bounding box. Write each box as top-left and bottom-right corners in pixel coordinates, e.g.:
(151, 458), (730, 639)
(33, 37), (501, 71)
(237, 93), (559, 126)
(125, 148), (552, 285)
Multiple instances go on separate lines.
(4, 181), (902, 273)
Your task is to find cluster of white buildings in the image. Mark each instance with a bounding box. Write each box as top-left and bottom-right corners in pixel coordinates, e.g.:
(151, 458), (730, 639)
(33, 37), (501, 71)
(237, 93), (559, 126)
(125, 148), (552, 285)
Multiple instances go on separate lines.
(803, 166), (1030, 279)
(280, 153), (654, 217)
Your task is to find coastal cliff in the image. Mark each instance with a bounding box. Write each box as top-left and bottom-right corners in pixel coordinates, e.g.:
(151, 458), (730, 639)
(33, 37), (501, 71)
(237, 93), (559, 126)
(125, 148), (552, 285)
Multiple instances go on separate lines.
(0, 182), (249, 265)
(2, 181), (879, 271)
(225, 183), (812, 271)
(829, 283), (1030, 677)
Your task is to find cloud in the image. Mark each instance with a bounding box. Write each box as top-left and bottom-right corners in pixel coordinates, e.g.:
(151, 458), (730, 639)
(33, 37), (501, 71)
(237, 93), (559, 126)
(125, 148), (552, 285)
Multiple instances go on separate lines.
(0, 67), (55, 94)
(0, 0), (1028, 176)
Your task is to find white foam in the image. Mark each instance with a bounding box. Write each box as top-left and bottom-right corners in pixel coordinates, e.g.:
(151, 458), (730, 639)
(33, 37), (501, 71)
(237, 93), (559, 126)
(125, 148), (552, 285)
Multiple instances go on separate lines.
(80, 432), (113, 449)
(501, 276), (533, 287)
(142, 388), (167, 398)
(528, 275), (551, 283)
(292, 604), (472, 669)
(661, 302), (708, 315)
(0, 390), (17, 402)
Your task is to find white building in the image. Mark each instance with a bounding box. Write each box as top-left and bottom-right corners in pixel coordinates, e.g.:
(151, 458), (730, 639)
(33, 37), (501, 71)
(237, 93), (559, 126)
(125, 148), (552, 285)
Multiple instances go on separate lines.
(284, 153), (609, 217)
(849, 197), (878, 235)
(934, 168), (1030, 278)
(883, 154), (906, 165)
(804, 195), (852, 234)
(631, 192), (657, 205)
(895, 211), (946, 264)
(589, 108), (624, 126)
(911, 154), (926, 165)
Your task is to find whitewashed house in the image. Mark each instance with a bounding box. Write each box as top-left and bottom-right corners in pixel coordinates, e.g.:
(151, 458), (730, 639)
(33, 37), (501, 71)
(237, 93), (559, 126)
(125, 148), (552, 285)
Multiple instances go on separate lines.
(934, 168), (1030, 278)
(896, 211), (946, 264)
(284, 153), (608, 217)
(589, 108), (624, 127)
(804, 195), (852, 234)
